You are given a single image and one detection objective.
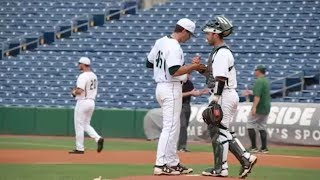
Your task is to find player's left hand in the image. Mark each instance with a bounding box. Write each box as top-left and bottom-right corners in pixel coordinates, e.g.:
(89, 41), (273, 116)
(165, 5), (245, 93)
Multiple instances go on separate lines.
(191, 89), (201, 96)
(241, 89), (253, 96)
(192, 56), (201, 64)
(201, 88), (210, 95)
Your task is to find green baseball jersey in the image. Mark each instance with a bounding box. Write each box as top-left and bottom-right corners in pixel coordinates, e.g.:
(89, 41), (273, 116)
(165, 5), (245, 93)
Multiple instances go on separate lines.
(253, 76), (271, 114)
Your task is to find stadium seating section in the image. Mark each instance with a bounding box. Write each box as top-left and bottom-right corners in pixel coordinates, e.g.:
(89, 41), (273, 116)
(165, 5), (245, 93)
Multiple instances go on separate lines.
(0, 0), (319, 108)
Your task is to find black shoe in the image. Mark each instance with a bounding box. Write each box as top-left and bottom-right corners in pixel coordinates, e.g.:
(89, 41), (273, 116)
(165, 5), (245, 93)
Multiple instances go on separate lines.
(248, 147), (259, 153)
(97, 138), (104, 153)
(259, 148), (269, 154)
(69, 149), (84, 154)
(178, 148), (191, 152)
(170, 163), (193, 174)
(239, 155), (257, 178)
(153, 164), (180, 175)
(202, 167), (228, 177)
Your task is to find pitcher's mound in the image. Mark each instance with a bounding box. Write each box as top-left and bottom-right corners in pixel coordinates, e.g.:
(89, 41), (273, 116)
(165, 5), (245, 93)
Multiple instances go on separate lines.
(118, 174), (239, 180)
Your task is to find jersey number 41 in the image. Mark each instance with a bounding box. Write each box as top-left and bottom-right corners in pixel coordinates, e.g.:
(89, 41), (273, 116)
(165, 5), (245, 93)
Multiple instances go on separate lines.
(156, 51), (165, 70)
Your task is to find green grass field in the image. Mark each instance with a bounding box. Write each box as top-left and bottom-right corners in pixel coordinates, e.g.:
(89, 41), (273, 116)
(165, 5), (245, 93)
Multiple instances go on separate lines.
(1, 164), (319, 180)
(0, 136), (319, 180)
(1, 136), (320, 156)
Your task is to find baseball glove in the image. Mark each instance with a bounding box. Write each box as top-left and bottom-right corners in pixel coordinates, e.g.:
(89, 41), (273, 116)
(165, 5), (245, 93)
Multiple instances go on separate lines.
(70, 87), (77, 97)
(202, 101), (223, 125)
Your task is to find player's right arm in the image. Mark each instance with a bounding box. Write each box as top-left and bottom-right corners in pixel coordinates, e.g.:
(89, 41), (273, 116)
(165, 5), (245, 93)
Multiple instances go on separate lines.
(167, 46), (206, 76)
(170, 64), (206, 76)
(72, 74), (86, 96)
(146, 41), (158, 69)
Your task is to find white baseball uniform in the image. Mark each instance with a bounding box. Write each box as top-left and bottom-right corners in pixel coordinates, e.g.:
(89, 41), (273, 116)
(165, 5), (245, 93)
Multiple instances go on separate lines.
(74, 71), (101, 151)
(148, 35), (187, 166)
(209, 48), (238, 128)
(209, 47), (250, 170)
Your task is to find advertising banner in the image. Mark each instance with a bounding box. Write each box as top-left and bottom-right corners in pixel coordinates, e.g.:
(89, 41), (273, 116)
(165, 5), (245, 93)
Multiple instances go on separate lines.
(187, 103), (320, 146)
(143, 102), (320, 146)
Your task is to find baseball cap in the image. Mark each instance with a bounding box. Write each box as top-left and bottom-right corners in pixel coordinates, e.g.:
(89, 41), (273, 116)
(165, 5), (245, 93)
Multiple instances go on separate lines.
(78, 57), (91, 65)
(255, 65), (266, 71)
(177, 18), (196, 36)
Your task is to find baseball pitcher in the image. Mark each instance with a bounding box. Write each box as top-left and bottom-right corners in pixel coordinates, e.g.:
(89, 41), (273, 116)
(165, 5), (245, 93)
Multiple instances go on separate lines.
(146, 18), (206, 175)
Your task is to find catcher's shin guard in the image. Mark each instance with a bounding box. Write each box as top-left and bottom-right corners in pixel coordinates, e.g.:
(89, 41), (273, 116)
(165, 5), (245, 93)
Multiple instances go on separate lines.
(209, 125), (221, 168)
(212, 138), (228, 172)
(211, 128), (230, 172)
(229, 132), (250, 167)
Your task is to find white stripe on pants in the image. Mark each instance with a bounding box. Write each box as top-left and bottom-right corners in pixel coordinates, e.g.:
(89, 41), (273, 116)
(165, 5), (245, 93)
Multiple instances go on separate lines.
(74, 99), (101, 151)
(155, 82), (182, 166)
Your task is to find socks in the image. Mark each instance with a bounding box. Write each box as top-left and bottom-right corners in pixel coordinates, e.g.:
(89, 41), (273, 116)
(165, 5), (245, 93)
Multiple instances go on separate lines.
(259, 130), (267, 149)
(247, 129), (256, 149)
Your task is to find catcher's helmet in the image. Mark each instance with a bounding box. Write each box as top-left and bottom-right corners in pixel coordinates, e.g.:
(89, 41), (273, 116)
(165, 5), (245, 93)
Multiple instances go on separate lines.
(202, 15), (233, 37)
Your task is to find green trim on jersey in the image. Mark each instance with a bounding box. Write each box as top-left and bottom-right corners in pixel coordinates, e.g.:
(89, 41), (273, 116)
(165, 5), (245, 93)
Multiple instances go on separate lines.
(253, 76), (271, 114)
(169, 65), (181, 75)
(146, 59), (153, 68)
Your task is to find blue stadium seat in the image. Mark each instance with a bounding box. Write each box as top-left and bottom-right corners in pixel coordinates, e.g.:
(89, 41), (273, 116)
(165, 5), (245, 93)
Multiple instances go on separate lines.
(0, 0), (319, 108)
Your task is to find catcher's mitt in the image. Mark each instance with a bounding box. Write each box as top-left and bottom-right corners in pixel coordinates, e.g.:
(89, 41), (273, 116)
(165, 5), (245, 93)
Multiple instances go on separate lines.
(202, 101), (223, 125)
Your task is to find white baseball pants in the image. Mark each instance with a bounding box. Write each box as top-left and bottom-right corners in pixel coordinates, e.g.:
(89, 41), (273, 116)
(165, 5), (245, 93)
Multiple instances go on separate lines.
(209, 89), (239, 129)
(74, 99), (101, 151)
(155, 82), (182, 166)
(209, 89), (250, 167)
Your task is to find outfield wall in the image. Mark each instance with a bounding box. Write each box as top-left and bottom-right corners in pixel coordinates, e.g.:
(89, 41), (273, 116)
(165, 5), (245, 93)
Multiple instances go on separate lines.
(0, 107), (147, 138)
(1, 103), (320, 146)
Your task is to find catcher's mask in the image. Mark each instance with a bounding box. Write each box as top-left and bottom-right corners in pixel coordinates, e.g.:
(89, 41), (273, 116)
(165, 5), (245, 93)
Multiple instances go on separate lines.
(202, 15), (233, 37)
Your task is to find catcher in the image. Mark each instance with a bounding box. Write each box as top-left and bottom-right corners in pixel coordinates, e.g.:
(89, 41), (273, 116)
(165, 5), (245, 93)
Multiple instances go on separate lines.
(199, 16), (257, 178)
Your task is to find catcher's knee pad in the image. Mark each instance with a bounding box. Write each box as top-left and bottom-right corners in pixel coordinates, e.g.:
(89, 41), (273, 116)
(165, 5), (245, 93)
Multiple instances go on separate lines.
(208, 125), (219, 140)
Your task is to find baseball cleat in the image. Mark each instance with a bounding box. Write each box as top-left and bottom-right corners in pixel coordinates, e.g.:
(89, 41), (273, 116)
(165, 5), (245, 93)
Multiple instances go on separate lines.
(153, 164), (180, 175)
(239, 155), (257, 178)
(248, 147), (259, 153)
(69, 149), (84, 154)
(178, 148), (191, 153)
(97, 138), (104, 153)
(170, 163), (193, 174)
(202, 168), (228, 177)
(259, 148), (269, 154)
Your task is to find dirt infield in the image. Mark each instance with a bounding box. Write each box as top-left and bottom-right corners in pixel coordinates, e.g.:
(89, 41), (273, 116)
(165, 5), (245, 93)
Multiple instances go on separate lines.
(1, 149), (320, 169)
(1, 149), (320, 179)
